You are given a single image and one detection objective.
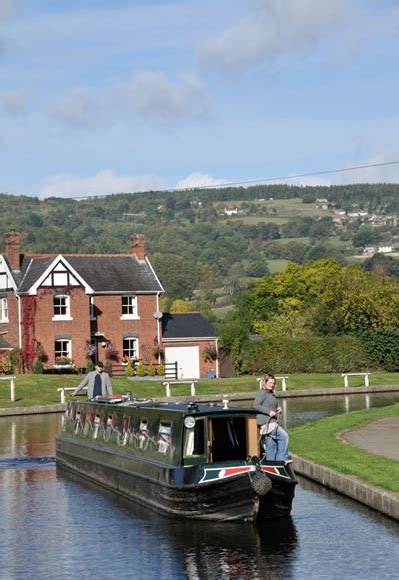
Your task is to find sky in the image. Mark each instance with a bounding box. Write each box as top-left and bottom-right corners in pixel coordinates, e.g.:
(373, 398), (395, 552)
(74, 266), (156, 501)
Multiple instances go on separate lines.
(1, 0), (399, 198)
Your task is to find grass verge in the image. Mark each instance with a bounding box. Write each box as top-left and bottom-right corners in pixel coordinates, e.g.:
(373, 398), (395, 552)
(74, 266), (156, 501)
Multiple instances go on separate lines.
(0, 372), (398, 409)
(290, 403), (399, 493)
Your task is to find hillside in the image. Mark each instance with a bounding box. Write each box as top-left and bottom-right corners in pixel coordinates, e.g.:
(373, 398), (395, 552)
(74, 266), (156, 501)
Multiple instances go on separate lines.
(1, 183), (398, 318)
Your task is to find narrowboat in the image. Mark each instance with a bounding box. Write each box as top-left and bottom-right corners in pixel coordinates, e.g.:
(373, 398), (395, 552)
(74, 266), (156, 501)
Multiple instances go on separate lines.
(56, 395), (297, 522)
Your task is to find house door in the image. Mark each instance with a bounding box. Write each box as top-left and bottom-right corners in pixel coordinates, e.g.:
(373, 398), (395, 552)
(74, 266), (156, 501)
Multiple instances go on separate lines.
(164, 346), (200, 379)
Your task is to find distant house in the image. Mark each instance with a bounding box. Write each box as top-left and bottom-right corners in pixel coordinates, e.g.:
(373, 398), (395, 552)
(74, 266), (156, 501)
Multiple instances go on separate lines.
(377, 244), (393, 254)
(224, 207), (239, 216)
(0, 232), (218, 378)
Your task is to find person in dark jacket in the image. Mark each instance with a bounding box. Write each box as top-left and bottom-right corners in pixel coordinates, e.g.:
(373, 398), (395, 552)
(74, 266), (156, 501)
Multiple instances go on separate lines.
(253, 373), (289, 461)
(72, 361), (113, 399)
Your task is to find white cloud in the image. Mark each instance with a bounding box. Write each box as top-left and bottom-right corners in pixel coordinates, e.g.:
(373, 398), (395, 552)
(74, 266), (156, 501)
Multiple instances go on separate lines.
(38, 170), (166, 199)
(0, 88), (28, 115)
(49, 88), (99, 129)
(199, 0), (350, 75)
(175, 172), (226, 189)
(125, 71), (211, 123)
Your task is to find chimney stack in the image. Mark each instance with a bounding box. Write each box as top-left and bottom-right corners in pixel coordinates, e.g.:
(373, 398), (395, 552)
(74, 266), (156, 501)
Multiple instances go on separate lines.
(129, 234), (145, 260)
(4, 231), (21, 271)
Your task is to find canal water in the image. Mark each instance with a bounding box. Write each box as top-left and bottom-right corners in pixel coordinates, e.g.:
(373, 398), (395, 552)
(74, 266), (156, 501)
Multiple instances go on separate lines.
(1, 393), (399, 579)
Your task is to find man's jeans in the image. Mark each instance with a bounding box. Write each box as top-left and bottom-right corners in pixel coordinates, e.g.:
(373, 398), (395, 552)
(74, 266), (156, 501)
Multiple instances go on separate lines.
(262, 425), (289, 461)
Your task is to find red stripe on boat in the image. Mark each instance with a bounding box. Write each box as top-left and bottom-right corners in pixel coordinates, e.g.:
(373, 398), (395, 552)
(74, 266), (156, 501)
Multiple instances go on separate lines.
(261, 466), (280, 475)
(219, 466), (252, 478)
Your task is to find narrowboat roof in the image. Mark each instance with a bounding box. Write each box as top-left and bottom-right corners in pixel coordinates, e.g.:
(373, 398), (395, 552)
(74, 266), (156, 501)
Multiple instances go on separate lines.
(82, 398), (257, 417)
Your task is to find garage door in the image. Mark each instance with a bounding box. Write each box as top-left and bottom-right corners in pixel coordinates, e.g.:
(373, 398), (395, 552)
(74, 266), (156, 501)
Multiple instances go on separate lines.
(165, 346), (200, 379)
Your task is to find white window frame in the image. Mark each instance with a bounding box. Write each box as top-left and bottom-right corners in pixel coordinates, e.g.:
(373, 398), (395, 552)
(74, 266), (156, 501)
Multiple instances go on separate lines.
(121, 295), (139, 320)
(123, 337), (139, 360)
(55, 338), (72, 359)
(89, 296), (95, 320)
(0, 297), (8, 323)
(52, 294), (72, 321)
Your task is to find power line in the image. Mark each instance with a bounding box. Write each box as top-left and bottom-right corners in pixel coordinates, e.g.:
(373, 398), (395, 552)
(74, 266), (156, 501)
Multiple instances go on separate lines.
(69, 159), (399, 200)
(1, 159), (399, 202)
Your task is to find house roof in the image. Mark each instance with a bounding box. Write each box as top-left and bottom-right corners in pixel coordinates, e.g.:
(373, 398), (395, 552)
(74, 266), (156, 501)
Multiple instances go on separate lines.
(161, 312), (217, 339)
(16, 254), (163, 294)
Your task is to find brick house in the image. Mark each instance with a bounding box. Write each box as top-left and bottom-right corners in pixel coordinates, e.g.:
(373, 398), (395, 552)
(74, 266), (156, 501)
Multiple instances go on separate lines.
(0, 231), (219, 378)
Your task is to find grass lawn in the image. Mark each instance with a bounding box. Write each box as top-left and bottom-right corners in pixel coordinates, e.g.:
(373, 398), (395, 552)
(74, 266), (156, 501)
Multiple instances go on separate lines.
(0, 372), (398, 409)
(290, 403), (399, 493)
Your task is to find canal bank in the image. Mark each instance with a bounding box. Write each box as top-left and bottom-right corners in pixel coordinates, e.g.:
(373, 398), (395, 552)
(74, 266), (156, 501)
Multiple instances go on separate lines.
(292, 452), (399, 522)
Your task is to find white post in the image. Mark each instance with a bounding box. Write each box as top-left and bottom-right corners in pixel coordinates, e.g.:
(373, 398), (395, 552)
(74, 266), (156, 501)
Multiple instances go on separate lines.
(190, 381), (196, 396)
(344, 395), (350, 413)
(282, 398), (288, 430)
(343, 374), (349, 388)
(60, 389), (65, 404)
(281, 377), (287, 391)
(364, 373), (369, 387)
(365, 394), (370, 409)
(165, 382), (170, 398)
(10, 377), (16, 402)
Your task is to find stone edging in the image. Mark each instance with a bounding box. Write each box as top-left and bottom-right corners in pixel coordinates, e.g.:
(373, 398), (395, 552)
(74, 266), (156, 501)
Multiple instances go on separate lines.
(291, 453), (399, 521)
(0, 404), (65, 416)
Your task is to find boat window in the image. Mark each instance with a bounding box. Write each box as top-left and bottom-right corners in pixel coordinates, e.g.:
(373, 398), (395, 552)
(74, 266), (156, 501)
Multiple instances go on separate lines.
(93, 414), (101, 439)
(183, 419), (205, 457)
(74, 411), (81, 434)
(138, 419), (148, 449)
(157, 422), (172, 454)
(211, 417), (247, 462)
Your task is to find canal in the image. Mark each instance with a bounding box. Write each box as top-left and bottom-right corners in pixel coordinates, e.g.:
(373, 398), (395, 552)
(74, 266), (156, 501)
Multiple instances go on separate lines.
(1, 393), (398, 579)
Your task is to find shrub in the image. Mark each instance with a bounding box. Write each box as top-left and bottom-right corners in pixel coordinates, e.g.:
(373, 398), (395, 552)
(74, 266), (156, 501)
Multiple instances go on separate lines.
(157, 363), (165, 376)
(136, 361), (146, 376)
(33, 358), (44, 374)
(124, 360), (134, 377)
(147, 364), (156, 376)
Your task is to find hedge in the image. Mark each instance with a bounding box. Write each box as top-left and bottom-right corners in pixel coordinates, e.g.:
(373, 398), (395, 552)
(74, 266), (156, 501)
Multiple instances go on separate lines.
(360, 329), (399, 371)
(242, 335), (369, 374)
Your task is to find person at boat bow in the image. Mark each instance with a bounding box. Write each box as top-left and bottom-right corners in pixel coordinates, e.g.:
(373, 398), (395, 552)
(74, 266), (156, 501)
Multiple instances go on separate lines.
(72, 361), (113, 399)
(253, 373), (289, 461)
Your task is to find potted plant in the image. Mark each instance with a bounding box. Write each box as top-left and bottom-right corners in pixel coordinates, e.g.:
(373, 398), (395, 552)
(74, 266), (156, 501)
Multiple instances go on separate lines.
(203, 345), (218, 362)
(54, 356), (73, 367)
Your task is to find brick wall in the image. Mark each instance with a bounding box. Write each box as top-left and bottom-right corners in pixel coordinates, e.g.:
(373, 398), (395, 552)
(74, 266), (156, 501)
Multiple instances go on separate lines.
(26, 289), (160, 367)
(93, 294), (159, 364)
(30, 287), (91, 366)
(0, 291), (19, 349)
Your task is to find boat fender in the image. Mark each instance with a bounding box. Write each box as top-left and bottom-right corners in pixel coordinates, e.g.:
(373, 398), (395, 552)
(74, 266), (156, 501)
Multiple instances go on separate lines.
(250, 471), (272, 497)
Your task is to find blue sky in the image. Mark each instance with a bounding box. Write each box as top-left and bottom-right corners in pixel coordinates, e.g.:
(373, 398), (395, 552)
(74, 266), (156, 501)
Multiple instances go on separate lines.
(1, 0), (399, 197)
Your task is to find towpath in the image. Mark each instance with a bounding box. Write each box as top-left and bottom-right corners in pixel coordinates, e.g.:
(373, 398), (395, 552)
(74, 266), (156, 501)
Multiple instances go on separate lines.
(342, 416), (399, 460)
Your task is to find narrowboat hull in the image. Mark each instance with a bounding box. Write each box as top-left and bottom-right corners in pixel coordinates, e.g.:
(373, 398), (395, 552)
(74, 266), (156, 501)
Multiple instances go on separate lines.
(56, 435), (296, 522)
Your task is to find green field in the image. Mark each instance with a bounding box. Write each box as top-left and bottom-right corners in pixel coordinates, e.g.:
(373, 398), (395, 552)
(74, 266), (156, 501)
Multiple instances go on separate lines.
(1, 372), (398, 409)
(266, 259), (289, 273)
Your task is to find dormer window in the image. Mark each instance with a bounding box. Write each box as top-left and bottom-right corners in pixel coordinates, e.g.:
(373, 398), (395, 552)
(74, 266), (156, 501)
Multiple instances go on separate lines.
(121, 295), (139, 319)
(0, 297), (8, 322)
(52, 294), (72, 320)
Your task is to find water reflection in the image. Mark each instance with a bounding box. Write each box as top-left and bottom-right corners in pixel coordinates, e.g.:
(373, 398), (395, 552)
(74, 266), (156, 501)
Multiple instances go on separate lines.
(1, 393), (399, 579)
(58, 467), (298, 579)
